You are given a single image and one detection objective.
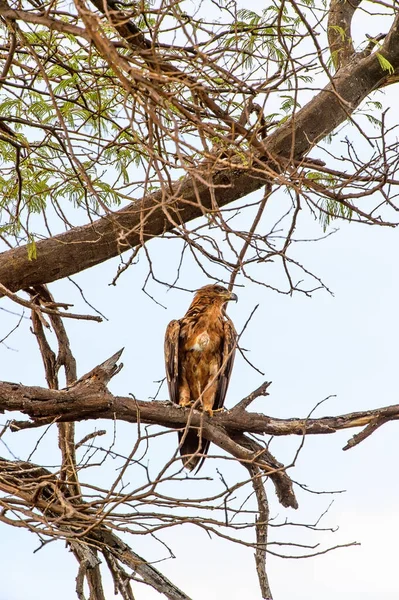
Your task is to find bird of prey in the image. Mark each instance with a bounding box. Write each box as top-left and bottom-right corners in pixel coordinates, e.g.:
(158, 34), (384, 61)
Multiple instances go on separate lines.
(164, 284), (237, 471)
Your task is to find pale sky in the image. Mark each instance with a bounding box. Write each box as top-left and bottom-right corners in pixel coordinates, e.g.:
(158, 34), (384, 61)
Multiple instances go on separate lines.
(2, 192), (399, 600)
(1, 1), (399, 599)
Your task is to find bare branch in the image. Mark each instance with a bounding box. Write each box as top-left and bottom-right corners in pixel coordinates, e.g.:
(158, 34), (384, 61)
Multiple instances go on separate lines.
(0, 283), (102, 322)
(232, 381), (272, 412)
(246, 467), (273, 600)
(2, 359), (399, 452)
(0, 456), (193, 600)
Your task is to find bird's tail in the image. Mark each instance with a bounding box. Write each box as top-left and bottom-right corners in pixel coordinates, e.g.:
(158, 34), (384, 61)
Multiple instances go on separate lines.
(178, 431), (210, 472)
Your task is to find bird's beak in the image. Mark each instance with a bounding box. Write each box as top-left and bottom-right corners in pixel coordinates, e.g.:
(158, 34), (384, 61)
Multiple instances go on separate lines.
(229, 292), (238, 302)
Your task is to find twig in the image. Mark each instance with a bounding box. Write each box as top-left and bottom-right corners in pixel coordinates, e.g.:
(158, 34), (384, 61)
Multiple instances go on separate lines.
(67, 277), (109, 321)
(0, 283), (102, 322)
(75, 430), (107, 450)
(266, 540), (359, 559)
(343, 416), (390, 451)
(232, 381), (271, 412)
(0, 310), (24, 344)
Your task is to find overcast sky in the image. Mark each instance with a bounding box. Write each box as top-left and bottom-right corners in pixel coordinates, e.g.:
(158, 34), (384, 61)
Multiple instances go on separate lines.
(1, 1), (399, 600)
(2, 191), (399, 600)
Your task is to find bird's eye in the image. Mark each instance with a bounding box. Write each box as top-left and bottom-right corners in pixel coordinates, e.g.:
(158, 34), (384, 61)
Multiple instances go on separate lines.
(215, 285), (226, 294)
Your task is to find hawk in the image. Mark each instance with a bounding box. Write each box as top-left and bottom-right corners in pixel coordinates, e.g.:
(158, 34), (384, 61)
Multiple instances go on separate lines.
(164, 284), (237, 471)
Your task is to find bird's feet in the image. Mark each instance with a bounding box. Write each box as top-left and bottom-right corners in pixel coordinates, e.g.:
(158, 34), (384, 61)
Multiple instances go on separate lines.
(204, 406), (225, 417)
(179, 398), (193, 408)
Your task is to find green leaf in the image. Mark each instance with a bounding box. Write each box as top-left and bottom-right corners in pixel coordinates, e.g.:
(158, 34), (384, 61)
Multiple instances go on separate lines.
(329, 25), (346, 42)
(366, 114), (382, 127)
(27, 237), (37, 261)
(376, 53), (395, 74)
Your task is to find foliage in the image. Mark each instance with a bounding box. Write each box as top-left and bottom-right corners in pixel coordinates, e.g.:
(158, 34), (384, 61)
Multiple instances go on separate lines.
(1, 1), (399, 599)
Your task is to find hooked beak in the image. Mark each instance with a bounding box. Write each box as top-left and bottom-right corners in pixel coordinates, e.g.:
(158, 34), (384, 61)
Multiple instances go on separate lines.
(229, 292), (238, 302)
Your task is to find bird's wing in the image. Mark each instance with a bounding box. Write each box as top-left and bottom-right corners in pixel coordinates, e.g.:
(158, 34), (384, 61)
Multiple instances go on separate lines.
(213, 316), (237, 411)
(164, 319), (181, 405)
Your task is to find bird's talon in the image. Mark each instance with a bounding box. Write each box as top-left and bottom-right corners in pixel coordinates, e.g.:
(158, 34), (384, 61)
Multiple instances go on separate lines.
(179, 400), (193, 408)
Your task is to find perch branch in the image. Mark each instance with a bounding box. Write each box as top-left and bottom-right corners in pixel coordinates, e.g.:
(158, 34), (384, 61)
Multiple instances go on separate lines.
(1, 351), (398, 510)
(1, 355), (398, 445)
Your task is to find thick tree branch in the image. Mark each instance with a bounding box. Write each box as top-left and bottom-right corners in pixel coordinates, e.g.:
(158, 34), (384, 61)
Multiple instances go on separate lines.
(234, 434), (298, 510)
(327, 0), (361, 69)
(0, 32), (398, 292)
(1, 351), (398, 500)
(92, 528), (192, 600)
(0, 456), (192, 600)
(2, 375), (398, 441)
(382, 12), (399, 64)
(71, 542), (106, 600)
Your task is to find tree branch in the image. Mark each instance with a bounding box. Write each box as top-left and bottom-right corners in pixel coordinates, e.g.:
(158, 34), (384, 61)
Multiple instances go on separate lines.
(1, 351), (398, 510)
(0, 283), (101, 322)
(0, 455), (193, 600)
(327, 0), (361, 70)
(2, 367), (398, 443)
(1, 31), (398, 292)
(0, 1), (90, 40)
(234, 434), (298, 510)
(246, 466), (273, 600)
(232, 381), (271, 412)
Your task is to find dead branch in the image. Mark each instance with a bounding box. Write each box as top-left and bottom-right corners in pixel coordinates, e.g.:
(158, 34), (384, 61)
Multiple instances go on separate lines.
(29, 286), (81, 496)
(246, 466), (273, 600)
(1, 350), (397, 447)
(71, 541), (106, 600)
(232, 381), (272, 412)
(234, 434), (298, 510)
(0, 282), (102, 321)
(1, 350), (398, 511)
(28, 285), (107, 596)
(342, 415), (392, 451)
(0, 456), (193, 600)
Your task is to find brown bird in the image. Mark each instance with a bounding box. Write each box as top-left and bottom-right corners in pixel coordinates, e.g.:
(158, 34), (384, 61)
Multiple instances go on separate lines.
(164, 284), (237, 471)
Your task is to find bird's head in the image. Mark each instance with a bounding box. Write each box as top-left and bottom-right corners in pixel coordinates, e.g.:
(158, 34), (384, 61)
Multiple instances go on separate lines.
(194, 284), (238, 306)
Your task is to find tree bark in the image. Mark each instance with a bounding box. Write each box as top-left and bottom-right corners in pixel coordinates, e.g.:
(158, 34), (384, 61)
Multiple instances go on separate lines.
(0, 455), (193, 600)
(0, 16), (398, 292)
(2, 376), (399, 438)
